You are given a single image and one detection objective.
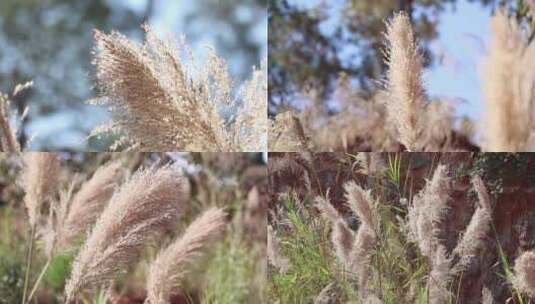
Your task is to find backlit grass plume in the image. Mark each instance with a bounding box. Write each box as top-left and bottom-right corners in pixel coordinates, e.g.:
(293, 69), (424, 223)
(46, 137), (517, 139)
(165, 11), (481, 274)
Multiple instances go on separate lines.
(64, 166), (190, 302)
(91, 24), (266, 152)
(145, 207), (227, 304)
(384, 12), (427, 151)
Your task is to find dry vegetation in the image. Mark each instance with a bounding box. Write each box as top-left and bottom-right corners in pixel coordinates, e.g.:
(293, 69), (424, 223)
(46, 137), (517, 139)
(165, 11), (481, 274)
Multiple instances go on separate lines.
(267, 152), (535, 303)
(0, 152), (266, 303)
(269, 9), (535, 152)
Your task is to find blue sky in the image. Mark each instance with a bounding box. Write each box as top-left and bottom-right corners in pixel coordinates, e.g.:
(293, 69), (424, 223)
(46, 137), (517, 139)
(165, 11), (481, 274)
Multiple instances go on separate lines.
(288, 0), (492, 123)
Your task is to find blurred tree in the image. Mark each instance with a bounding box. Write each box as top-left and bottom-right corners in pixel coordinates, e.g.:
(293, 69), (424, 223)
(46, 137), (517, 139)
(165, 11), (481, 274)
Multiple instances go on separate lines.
(181, 0), (267, 80)
(268, 0), (531, 115)
(0, 0), (147, 150)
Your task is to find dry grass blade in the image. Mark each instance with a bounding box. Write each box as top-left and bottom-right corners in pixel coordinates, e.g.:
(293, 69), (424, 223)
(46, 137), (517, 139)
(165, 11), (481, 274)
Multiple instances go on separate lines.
(384, 12), (427, 151)
(64, 166), (190, 302)
(145, 207), (227, 304)
(58, 160), (124, 249)
(22, 153), (61, 228)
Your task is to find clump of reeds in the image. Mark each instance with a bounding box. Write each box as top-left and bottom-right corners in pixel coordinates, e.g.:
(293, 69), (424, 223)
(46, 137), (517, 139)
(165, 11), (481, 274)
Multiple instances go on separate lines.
(91, 24), (266, 152)
(0, 81), (32, 152)
(145, 207), (227, 304)
(316, 182), (379, 296)
(64, 165), (190, 302)
(481, 9), (535, 151)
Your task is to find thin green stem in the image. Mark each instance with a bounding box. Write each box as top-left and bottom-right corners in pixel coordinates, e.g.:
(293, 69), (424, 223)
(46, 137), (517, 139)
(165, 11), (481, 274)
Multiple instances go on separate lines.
(21, 225), (36, 304)
(26, 257), (52, 303)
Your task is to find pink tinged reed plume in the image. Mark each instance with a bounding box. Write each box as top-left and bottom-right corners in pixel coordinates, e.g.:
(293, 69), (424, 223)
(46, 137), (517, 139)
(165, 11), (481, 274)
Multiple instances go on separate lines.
(481, 9), (535, 151)
(385, 12), (427, 151)
(64, 166), (190, 302)
(145, 207), (227, 304)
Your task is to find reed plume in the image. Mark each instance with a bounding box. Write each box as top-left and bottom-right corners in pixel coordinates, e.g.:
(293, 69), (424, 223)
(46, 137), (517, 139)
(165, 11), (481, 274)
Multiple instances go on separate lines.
(513, 250), (535, 297)
(481, 9), (535, 151)
(344, 181), (377, 229)
(385, 12), (427, 151)
(428, 244), (453, 304)
(343, 182), (378, 294)
(57, 161), (124, 249)
(22, 153), (61, 228)
(91, 24), (266, 152)
(350, 224), (376, 294)
(64, 166), (189, 302)
(407, 164), (450, 258)
(453, 175), (492, 272)
(145, 207), (227, 304)
(315, 196), (354, 266)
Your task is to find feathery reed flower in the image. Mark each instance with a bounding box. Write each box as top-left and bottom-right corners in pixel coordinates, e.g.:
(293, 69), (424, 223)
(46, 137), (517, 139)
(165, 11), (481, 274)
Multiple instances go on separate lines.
(64, 166), (189, 302)
(91, 24), (266, 152)
(428, 244), (453, 304)
(385, 12), (427, 151)
(481, 9), (535, 151)
(145, 207), (227, 304)
(350, 224), (376, 293)
(22, 153), (61, 228)
(344, 181), (377, 229)
(407, 164), (450, 258)
(453, 175), (492, 272)
(58, 161), (124, 249)
(513, 250), (535, 297)
(315, 196), (354, 266)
